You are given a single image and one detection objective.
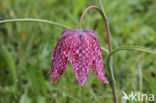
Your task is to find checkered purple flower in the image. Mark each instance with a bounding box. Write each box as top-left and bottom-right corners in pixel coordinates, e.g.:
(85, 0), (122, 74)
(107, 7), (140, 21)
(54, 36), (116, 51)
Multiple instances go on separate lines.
(48, 29), (108, 87)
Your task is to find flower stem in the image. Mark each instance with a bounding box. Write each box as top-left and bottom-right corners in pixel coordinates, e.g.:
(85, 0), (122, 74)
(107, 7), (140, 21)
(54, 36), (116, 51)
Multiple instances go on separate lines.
(0, 18), (70, 28)
(106, 46), (156, 101)
(79, 6), (117, 103)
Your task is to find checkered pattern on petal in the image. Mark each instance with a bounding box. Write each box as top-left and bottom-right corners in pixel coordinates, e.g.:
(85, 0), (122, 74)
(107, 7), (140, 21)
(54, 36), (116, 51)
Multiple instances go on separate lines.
(48, 31), (71, 83)
(67, 33), (91, 87)
(48, 29), (108, 87)
(88, 32), (108, 84)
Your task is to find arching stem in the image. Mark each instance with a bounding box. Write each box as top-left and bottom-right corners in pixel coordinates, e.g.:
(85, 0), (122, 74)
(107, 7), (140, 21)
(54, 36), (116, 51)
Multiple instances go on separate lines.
(78, 6), (112, 53)
(79, 6), (117, 103)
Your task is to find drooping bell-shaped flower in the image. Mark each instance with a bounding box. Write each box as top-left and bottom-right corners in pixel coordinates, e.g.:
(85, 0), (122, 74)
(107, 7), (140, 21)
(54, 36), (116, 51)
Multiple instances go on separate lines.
(48, 29), (108, 87)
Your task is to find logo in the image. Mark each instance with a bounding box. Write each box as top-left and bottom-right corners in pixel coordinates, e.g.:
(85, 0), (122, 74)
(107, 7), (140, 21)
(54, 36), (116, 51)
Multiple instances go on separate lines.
(122, 91), (154, 101)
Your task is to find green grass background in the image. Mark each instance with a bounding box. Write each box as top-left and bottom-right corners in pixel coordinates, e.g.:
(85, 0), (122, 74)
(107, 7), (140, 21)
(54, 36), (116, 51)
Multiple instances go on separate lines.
(0, 0), (156, 103)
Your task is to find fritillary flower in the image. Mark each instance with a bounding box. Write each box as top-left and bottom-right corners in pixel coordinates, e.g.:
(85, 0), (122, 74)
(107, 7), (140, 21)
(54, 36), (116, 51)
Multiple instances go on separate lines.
(48, 29), (108, 87)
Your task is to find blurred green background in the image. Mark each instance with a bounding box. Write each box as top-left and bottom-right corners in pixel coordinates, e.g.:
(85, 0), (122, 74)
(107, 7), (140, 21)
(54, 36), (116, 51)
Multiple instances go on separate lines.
(0, 0), (156, 103)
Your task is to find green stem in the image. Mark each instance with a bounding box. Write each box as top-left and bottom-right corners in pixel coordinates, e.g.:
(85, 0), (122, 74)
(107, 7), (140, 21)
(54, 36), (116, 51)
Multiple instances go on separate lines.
(0, 18), (70, 28)
(106, 46), (156, 101)
(99, 0), (108, 20)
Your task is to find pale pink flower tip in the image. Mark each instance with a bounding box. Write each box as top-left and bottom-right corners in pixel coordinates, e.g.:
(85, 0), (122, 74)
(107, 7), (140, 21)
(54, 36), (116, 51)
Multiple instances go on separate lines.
(48, 29), (108, 87)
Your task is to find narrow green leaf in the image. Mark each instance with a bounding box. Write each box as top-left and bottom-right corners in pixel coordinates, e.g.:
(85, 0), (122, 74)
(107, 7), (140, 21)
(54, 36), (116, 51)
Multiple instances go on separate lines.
(99, 0), (108, 20)
(105, 46), (156, 86)
(101, 46), (109, 54)
(0, 18), (71, 29)
(0, 45), (17, 86)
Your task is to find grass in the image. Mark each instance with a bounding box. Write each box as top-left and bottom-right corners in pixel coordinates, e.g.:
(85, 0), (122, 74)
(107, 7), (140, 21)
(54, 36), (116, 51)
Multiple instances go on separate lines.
(0, 0), (156, 103)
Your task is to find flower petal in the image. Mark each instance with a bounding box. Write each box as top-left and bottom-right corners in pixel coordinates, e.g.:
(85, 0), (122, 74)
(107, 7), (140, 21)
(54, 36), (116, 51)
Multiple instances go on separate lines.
(88, 33), (108, 84)
(48, 32), (72, 83)
(68, 34), (91, 87)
